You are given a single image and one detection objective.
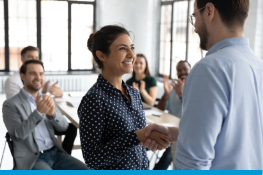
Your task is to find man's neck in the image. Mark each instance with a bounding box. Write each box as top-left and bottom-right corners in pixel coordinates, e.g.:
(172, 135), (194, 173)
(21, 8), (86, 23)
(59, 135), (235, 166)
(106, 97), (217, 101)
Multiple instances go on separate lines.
(23, 87), (39, 99)
(207, 26), (244, 50)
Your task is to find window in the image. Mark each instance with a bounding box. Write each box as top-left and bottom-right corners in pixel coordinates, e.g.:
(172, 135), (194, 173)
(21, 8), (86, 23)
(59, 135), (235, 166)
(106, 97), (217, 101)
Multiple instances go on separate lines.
(71, 3), (94, 70)
(41, 1), (68, 71)
(1, 0), (96, 72)
(0, 0), (4, 70)
(8, 0), (37, 71)
(159, 0), (203, 78)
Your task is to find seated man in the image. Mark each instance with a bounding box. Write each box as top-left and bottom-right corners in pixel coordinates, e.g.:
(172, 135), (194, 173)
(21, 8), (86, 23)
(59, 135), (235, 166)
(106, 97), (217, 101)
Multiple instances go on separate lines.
(4, 46), (76, 155)
(2, 60), (89, 170)
(153, 60), (191, 170)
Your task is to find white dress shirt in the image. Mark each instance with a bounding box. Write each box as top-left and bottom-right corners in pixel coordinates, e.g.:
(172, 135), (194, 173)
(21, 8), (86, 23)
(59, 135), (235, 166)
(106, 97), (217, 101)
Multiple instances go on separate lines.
(4, 72), (23, 100)
(21, 88), (54, 151)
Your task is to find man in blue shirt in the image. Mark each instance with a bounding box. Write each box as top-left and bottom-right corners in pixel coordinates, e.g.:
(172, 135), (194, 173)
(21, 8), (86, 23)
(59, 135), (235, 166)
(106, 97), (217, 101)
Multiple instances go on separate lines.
(173, 0), (263, 170)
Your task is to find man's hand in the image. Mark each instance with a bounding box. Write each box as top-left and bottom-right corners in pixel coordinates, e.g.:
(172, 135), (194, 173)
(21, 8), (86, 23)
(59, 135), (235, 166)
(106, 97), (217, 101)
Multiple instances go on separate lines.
(132, 82), (139, 92)
(46, 96), (55, 117)
(135, 125), (174, 151)
(163, 75), (173, 95)
(41, 80), (50, 94)
(167, 127), (179, 142)
(49, 81), (63, 97)
(36, 95), (54, 115)
(140, 139), (159, 152)
(145, 123), (169, 137)
(172, 79), (185, 99)
(147, 131), (173, 150)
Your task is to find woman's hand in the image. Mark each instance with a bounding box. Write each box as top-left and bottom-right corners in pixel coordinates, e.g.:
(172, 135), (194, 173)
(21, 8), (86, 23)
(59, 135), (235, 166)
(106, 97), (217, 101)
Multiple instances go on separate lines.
(147, 131), (173, 150)
(132, 82), (139, 92)
(140, 81), (146, 92)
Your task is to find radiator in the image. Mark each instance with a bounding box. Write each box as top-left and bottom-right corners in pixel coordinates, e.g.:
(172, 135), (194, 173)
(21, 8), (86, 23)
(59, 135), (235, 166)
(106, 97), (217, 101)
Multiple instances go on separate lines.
(0, 74), (98, 94)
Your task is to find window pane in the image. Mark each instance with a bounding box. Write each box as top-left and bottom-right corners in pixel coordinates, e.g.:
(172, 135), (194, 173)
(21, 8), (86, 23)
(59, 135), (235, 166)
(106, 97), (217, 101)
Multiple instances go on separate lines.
(187, 0), (203, 67)
(41, 1), (68, 71)
(71, 3), (93, 70)
(159, 5), (172, 76)
(8, 0), (37, 71)
(171, 1), (188, 79)
(0, 0), (4, 70)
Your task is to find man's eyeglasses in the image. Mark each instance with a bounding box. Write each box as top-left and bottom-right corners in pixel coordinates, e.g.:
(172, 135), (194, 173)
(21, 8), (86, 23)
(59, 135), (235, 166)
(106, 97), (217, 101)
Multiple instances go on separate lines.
(189, 6), (206, 26)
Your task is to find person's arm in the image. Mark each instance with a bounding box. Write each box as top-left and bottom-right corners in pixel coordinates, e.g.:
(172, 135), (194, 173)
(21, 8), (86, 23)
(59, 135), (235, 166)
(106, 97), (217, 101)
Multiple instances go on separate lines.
(157, 75), (173, 110)
(78, 93), (172, 169)
(2, 100), (43, 142)
(140, 84), (158, 106)
(157, 92), (170, 111)
(4, 78), (22, 100)
(174, 64), (228, 170)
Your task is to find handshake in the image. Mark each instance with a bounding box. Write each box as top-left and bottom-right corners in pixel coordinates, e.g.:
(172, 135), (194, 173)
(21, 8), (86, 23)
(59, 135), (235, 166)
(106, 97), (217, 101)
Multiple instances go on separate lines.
(135, 124), (179, 152)
(35, 95), (55, 117)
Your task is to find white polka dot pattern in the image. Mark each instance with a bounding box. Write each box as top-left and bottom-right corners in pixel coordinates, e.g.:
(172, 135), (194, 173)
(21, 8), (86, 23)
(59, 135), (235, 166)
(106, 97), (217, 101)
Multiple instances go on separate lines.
(78, 74), (148, 170)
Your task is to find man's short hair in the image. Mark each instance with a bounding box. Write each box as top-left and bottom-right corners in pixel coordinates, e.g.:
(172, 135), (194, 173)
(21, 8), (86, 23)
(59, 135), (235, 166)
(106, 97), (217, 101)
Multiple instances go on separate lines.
(20, 60), (45, 75)
(197, 0), (250, 28)
(177, 60), (191, 68)
(21, 46), (39, 57)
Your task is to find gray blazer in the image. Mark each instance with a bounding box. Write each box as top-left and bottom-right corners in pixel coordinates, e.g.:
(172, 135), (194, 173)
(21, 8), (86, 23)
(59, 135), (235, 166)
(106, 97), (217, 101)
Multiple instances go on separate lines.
(2, 89), (69, 170)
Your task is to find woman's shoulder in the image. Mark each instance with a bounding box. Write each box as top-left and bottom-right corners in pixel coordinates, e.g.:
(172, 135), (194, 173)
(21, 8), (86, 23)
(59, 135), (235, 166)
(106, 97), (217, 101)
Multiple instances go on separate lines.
(145, 75), (157, 85)
(126, 77), (135, 85)
(81, 83), (104, 102)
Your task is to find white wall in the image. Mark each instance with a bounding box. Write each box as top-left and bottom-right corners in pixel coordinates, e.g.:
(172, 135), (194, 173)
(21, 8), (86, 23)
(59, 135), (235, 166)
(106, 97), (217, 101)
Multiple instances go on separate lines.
(244, 0), (263, 59)
(96, 0), (161, 80)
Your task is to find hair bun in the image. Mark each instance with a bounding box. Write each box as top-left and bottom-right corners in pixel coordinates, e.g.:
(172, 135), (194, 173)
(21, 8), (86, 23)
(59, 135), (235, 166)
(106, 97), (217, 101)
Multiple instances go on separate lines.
(87, 33), (94, 52)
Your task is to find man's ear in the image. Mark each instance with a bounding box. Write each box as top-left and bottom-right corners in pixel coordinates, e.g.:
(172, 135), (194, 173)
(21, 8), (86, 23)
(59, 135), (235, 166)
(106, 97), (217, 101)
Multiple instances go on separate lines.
(205, 3), (215, 23)
(20, 73), (25, 84)
(96, 50), (107, 63)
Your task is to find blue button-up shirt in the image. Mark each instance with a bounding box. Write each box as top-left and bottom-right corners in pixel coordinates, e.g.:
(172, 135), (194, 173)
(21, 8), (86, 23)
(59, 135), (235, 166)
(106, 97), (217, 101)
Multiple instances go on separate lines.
(174, 37), (263, 170)
(78, 75), (148, 170)
(21, 88), (54, 151)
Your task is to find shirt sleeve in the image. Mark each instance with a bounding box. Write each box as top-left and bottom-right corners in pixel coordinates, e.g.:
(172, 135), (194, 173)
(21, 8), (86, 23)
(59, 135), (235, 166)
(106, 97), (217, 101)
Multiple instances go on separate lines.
(78, 93), (140, 169)
(148, 76), (157, 88)
(174, 63), (229, 170)
(5, 77), (21, 100)
(126, 78), (132, 86)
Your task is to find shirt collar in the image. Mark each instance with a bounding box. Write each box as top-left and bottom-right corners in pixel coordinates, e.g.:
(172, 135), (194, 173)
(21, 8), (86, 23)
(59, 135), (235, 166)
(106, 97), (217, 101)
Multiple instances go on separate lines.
(206, 37), (250, 57)
(97, 74), (132, 96)
(21, 88), (39, 104)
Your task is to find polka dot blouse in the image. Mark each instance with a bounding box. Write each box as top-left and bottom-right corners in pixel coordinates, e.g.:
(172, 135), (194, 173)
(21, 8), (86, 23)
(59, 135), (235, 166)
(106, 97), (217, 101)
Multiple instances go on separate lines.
(78, 74), (148, 170)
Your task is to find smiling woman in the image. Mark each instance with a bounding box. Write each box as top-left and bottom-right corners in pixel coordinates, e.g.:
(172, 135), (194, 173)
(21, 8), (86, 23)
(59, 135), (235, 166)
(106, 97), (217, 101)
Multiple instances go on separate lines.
(77, 25), (173, 170)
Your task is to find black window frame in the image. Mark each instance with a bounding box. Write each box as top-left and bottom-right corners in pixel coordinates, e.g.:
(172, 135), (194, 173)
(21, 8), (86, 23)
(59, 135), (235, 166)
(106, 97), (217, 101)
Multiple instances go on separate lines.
(1, 0), (96, 72)
(158, 0), (191, 78)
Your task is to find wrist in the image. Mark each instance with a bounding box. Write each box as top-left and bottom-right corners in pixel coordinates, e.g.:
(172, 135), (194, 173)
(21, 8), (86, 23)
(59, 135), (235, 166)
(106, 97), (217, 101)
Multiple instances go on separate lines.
(162, 93), (169, 101)
(135, 128), (147, 142)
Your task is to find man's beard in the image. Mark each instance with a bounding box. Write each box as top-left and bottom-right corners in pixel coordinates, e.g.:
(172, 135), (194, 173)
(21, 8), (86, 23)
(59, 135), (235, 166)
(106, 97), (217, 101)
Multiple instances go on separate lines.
(198, 22), (209, 51)
(26, 84), (41, 92)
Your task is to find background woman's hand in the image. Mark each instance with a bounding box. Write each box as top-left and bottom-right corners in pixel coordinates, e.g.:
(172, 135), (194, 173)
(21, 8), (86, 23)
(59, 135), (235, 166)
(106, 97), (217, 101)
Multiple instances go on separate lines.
(140, 81), (146, 92)
(132, 82), (139, 92)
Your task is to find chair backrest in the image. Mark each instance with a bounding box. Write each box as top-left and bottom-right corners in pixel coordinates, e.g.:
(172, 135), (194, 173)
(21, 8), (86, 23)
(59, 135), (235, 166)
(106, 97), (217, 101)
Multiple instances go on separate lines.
(5, 132), (15, 169)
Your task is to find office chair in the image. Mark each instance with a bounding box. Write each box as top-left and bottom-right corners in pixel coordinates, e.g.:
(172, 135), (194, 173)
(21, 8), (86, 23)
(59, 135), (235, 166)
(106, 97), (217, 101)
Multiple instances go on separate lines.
(5, 133), (15, 170)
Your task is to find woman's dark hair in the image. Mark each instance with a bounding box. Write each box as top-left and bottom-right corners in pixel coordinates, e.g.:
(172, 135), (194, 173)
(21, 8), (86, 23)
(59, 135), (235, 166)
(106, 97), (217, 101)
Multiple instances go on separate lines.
(87, 25), (130, 69)
(132, 53), (151, 78)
